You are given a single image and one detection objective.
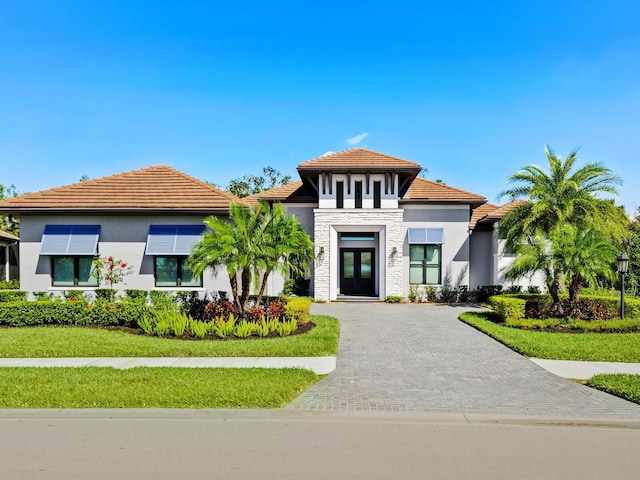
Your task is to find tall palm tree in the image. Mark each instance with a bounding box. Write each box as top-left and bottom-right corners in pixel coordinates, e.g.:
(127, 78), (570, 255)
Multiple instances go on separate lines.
(253, 201), (313, 306)
(499, 146), (624, 245)
(187, 202), (269, 314)
(499, 146), (627, 305)
(187, 201), (313, 314)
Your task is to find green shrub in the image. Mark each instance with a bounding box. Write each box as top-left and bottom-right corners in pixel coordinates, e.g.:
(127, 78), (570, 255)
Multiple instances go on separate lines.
(424, 285), (437, 302)
(0, 280), (19, 289)
(149, 290), (175, 309)
(85, 301), (153, 327)
(408, 285), (421, 303)
(0, 290), (27, 302)
(0, 300), (87, 326)
(32, 291), (55, 301)
(94, 288), (117, 302)
(440, 285), (457, 303)
(125, 289), (149, 303)
(488, 295), (526, 321)
(385, 295), (403, 303)
(276, 318), (298, 337)
(472, 285), (503, 303)
(285, 297), (311, 324)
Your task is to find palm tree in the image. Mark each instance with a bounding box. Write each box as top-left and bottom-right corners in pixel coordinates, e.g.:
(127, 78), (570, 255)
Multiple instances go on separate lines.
(187, 202), (268, 314)
(505, 231), (560, 303)
(499, 146), (627, 305)
(499, 146), (624, 245)
(552, 224), (618, 304)
(253, 201), (313, 306)
(187, 201), (313, 314)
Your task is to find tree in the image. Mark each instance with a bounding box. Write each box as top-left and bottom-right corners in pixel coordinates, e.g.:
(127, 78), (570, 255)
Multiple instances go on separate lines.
(552, 224), (618, 304)
(253, 202), (313, 306)
(0, 184), (21, 236)
(624, 208), (640, 296)
(226, 166), (292, 198)
(187, 201), (312, 315)
(499, 146), (625, 245)
(499, 146), (628, 305)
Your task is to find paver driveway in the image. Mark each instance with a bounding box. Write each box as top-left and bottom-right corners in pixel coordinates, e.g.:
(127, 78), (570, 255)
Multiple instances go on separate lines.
(288, 303), (640, 418)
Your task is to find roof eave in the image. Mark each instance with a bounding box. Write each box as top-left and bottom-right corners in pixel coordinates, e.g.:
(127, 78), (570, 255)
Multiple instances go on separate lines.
(0, 207), (232, 215)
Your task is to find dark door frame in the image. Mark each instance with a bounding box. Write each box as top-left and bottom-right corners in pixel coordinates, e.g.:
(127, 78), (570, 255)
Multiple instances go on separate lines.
(339, 248), (376, 296)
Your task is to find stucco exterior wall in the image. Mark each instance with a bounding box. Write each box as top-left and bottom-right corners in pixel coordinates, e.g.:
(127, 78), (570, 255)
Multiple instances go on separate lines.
(469, 230), (494, 289)
(19, 214), (231, 298)
(401, 205), (471, 297)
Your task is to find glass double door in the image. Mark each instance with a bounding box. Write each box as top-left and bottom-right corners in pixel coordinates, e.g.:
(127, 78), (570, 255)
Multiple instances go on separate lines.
(340, 248), (375, 296)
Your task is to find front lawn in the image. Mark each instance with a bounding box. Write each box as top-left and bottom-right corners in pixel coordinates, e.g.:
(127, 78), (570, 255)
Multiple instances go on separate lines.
(588, 374), (640, 405)
(0, 315), (339, 358)
(0, 367), (319, 408)
(459, 311), (640, 362)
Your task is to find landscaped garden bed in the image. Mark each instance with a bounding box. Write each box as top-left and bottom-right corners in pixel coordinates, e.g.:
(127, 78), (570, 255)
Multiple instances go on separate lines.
(0, 291), (340, 357)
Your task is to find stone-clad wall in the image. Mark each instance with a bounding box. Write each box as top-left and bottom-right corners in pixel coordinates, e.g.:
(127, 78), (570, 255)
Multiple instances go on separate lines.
(313, 209), (404, 301)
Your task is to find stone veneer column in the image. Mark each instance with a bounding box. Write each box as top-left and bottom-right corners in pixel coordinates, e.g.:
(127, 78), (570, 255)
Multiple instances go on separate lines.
(313, 209), (404, 301)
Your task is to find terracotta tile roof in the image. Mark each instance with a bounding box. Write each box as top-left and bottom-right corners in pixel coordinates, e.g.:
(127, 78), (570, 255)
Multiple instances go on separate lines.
(402, 177), (486, 204)
(470, 199), (530, 229)
(0, 230), (18, 242)
(485, 199), (529, 219)
(297, 148), (422, 171)
(469, 202), (499, 230)
(244, 181), (304, 207)
(0, 165), (239, 213)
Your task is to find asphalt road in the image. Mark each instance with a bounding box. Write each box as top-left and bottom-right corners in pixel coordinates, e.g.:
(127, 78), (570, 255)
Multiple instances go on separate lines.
(2, 410), (640, 480)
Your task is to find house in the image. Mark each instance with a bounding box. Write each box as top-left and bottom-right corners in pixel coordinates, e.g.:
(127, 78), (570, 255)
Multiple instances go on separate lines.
(0, 229), (19, 283)
(0, 149), (541, 300)
(0, 166), (239, 296)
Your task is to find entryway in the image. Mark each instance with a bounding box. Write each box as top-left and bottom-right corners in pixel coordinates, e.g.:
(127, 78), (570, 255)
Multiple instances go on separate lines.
(339, 248), (375, 296)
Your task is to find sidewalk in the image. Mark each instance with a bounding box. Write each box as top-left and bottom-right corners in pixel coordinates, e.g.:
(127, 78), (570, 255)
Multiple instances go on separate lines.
(0, 356), (637, 381)
(0, 357), (337, 375)
(531, 358), (640, 380)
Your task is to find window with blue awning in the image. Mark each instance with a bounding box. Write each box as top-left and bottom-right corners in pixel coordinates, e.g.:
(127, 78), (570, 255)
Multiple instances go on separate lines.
(40, 225), (101, 255)
(145, 225), (205, 255)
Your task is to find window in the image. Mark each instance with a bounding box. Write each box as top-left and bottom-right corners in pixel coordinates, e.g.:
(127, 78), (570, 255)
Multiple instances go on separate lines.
(409, 245), (441, 285)
(355, 181), (362, 208)
(373, 181), (381, 208)
(51, 257), (98, 287)
(154, 257), (202, 287)
(336, 181), (344, 209)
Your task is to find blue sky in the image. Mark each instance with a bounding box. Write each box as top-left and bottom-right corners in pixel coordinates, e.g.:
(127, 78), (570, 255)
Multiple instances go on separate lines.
(1, 1), (639, 213)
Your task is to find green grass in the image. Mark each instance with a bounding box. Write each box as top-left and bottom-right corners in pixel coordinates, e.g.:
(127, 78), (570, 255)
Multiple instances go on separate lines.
(0, 367), (319, 408)
(0, 315), (340, 358)
(459, 311), (640, 362)
(588, 374), (640, 405)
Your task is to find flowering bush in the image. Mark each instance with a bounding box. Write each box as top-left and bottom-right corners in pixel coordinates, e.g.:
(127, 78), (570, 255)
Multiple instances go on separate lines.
(92, 256), (134, 294)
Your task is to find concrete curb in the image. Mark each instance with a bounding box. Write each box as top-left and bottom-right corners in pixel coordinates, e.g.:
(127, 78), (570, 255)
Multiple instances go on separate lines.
(0, 356), (337, 375)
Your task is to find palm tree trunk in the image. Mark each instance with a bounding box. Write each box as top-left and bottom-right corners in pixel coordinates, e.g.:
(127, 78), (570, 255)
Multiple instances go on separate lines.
(228, 270), (239, 308)
(239, 268), (251, 315)
(256, 270), (272, 308)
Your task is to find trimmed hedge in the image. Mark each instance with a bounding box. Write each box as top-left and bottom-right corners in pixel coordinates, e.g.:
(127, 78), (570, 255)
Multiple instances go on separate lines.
(285, 297), (312, 324)
(0, 290), (28, 302)
(489, 293), (640, 321)
(0, 300), (153, 328)
(488, 295), (526, 321)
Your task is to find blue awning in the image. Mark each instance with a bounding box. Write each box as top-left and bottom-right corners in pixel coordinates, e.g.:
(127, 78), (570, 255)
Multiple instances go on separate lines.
(407, 228), (444, 244)
(40, 225), (101, 255)
(145, 225), (205, 255)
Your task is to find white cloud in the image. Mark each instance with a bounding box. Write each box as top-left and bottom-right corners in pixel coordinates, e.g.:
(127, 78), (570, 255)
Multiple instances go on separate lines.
(322, 150), (336, 156)
(346, 132), (369, 146)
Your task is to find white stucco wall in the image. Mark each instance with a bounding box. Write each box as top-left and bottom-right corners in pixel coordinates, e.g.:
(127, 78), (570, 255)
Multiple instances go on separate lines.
(401, 205), (471, 297)
(18, 214), (232, 298)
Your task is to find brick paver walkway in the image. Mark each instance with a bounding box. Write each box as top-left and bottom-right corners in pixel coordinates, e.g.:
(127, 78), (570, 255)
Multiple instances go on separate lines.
(287, 303), (640, 418)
